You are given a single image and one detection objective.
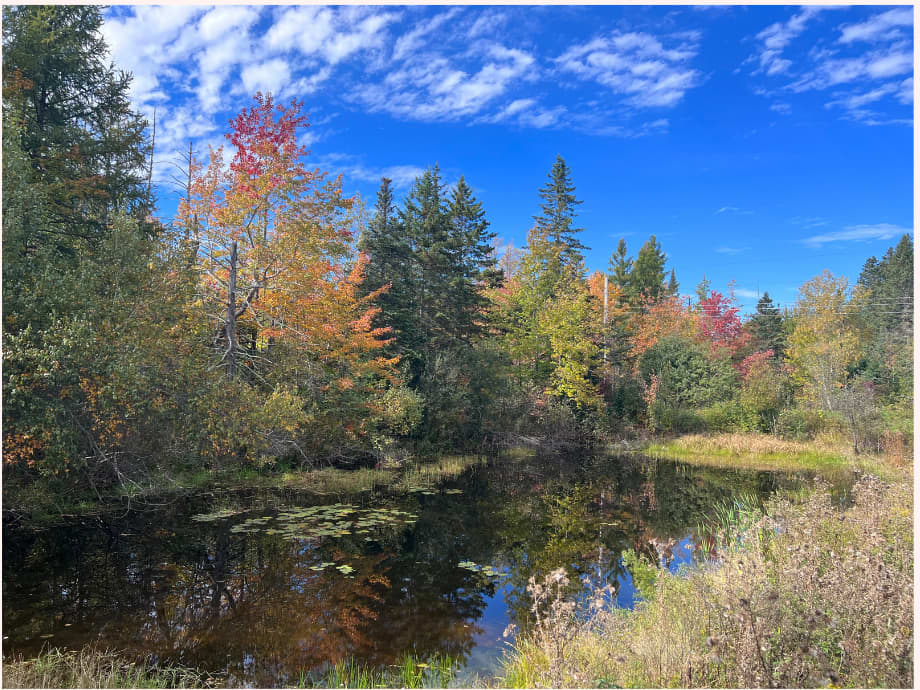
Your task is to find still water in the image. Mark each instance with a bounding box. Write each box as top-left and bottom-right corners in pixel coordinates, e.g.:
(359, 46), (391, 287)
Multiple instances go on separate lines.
(2, 452), (804, 686)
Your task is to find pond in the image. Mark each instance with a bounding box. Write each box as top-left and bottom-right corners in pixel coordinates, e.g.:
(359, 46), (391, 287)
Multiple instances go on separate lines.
(2, 452), (807, 686)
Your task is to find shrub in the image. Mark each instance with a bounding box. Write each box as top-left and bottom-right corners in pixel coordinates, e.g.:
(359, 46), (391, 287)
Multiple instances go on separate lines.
(639, 335), (737, 409)
(699, 400), (753, 432)
(775, 406), (825, 440)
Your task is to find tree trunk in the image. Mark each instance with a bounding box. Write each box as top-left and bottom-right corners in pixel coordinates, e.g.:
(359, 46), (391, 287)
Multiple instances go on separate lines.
(226, 241), (238, 379)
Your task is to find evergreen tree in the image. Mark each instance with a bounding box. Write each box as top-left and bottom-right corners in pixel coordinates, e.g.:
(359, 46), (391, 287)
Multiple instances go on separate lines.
(534, 154), (587, 264)
(854, 235), (913, 405)
(857, 234), (913, 335)
(749, 292), (785, 357)
(666, 269), (679, 297)
(630, 235), (668, 303)
(2, 5), (151, 246)
(608, 238), (633, 296)
(446, 175), (501, 341)
(358, 178), (415, 354)
(695, 275), (712, 307)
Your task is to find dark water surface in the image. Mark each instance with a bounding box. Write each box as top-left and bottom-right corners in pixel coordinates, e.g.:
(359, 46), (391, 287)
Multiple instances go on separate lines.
(2, 453), (805, 686)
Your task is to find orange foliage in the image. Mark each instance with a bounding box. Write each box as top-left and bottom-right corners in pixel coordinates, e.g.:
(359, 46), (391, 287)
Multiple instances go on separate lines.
(630, 296), (699, 364)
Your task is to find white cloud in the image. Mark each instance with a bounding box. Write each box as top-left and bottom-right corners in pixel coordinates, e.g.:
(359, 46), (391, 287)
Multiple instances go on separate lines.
(752, 6), (827, 76)
(715, 246), (751, 255)
(801, 223), (912, 247)
(556, 30), (702, 108)
(467, 9), (510, 39)
(839, 7), (913, 44)
(749, 7), (912, 126)
(769, 102), (791, 115)
(734, 288), (761, 299)
(240, 59), (292, 97)
(354, 43), (536, 121)
(481, 98), (567, 129)
(715, 206), (753, 215)
(316, 155), (427, 189)
(393, 8), (462, 62)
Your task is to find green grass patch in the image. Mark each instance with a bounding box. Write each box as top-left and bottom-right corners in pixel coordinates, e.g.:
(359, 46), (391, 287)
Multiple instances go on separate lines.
(638, 432), (908, 482)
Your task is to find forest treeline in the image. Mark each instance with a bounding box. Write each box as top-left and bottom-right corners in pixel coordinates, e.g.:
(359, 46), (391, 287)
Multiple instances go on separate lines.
(2, 7), (913, 506)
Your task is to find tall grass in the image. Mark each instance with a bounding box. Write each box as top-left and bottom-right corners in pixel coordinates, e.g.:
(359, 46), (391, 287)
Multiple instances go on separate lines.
(642, 432), (907, 481)
(298, 653), (458, 688)
(1, 647), (209, 688)
(501, 473), (913, 688)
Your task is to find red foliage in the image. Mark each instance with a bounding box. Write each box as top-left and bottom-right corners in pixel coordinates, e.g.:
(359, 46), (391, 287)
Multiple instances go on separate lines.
(698, 290), (750, 357)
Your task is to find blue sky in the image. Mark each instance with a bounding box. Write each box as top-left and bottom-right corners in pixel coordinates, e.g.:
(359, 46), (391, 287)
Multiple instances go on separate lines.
(103, 5), (914, 312)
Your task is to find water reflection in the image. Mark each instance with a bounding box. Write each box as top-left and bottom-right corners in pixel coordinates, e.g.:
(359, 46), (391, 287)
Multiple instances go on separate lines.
(2, 453), (802, 685)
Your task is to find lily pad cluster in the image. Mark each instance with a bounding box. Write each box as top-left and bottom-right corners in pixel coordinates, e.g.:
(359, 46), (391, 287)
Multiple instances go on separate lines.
(222, 503), (417, 541)
(190, 507), (247, 522)
(457, 560), (504, 578)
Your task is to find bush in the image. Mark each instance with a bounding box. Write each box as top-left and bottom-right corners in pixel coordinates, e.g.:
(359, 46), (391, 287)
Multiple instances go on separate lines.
(651, 404), (705, 433)
(699, 400), (755, 433)
(639, 335), (737, 409)
(775, 406), (825, 440)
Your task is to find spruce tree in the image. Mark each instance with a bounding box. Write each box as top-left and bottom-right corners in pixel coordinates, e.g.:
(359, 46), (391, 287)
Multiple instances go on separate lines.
(358, 177), (416, 355)
(630, 235), (668, 303)
(609, 238), (633, 295)
(749, 292), (785, 357)
(666, 269), (679, 297)
(695, 275), (712, 307)
(2, 5), (151, 246)
(534, 154), (587, 264)
(857, 234), (913, 335)
(447, 175), (501, 342)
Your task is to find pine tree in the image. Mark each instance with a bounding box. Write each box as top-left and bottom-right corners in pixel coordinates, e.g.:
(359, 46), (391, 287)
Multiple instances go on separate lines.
(446, 175), (501, 342)
(747, 292), (785, 357)
(695, 275), (712, 307)
(534, 154), (587, 264)
(857, 234), (913, 335)
(666, 269), (679, 297)
(358, 177), (415, 354)
(608, 238), (633, 296)
(2, 5), (151, 246)
(630, 235), (668, 303)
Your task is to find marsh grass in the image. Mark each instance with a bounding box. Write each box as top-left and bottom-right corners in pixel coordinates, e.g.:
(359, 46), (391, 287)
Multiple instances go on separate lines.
(501, 473), (913, 688)
(1, 647), (209, 688)
(642, 432), (907, 481)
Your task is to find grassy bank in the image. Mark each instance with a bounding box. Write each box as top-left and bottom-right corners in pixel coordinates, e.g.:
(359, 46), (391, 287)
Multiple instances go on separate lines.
(500, 471), (913, 688)
(639, 432), (910, 482)
(1, 647), (209, 688)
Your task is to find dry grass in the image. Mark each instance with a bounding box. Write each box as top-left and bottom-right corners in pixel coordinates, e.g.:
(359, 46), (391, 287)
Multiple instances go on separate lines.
(642, 432), (909, 482)
(1, 647), (209, 688)
(501, 473), (913, 688)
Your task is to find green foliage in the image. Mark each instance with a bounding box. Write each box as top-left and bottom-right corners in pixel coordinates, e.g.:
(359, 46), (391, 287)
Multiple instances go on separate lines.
(608, 238), (632, 294)
(376, 386), (425, 437)
(738, 355), (791, 432)
(629, 235), (669, 303)
(747, 292), (785, 358)
(534, 154), (586, 262)
(639, 335), (737, 409)
(699, 400), (754, 432)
